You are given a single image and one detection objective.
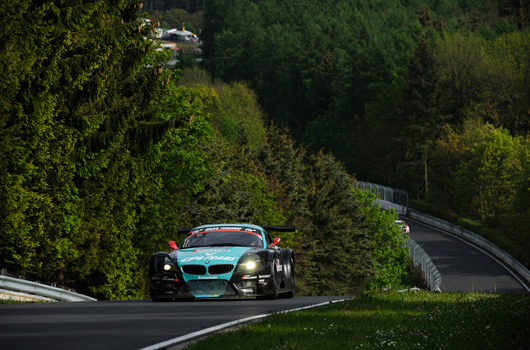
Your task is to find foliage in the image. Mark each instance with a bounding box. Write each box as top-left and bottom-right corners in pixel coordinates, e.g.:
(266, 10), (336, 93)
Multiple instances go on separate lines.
(0, 0), (189, 299)
(133, 82), (214, 293)
(356, 190), (409, 290)
(430, 119), (527, 223)
(396, 35), (447, 198)
(201, 1), (530, 275)
(5, 0), (530, 300)
(295, 152), (373, 296)
(169, 73), (381, 295)
(503, 137), (530, 267)
(429, 118), (530, 267)
(454, 127), (524, 223)
(151, 8), (203, 32)
(203, 0), (421, 154)
(142, 0), (203, 14)
(211, 82), (266, 150)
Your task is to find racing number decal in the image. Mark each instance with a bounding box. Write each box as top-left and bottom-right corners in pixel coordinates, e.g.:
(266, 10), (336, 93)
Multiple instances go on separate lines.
(275, 257), (283, 272)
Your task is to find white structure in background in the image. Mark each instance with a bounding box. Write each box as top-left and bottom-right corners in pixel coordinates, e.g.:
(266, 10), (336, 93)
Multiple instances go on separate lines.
(164, 26), (199, 43)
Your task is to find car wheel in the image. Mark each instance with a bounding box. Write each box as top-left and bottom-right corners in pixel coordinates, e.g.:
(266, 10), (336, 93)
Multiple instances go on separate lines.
(279, 259), (295, 299)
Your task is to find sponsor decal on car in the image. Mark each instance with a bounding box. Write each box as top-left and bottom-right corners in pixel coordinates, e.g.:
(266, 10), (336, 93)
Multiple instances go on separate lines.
(191, 226), (260, 234)
(192, 248), (232, 253)
(275, 258), (283, 271)
(242, 275), (257, 280)
(198, 276), (218, 280)
(181, 255), (237, 262)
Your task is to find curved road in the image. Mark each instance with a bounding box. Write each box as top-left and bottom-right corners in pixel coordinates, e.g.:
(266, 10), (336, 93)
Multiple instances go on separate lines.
(407, 218), (529, 293)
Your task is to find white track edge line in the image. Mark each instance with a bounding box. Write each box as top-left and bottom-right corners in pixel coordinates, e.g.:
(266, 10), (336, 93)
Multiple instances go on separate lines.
(139, 298), (349, 350)
(407, 217), (530, 293)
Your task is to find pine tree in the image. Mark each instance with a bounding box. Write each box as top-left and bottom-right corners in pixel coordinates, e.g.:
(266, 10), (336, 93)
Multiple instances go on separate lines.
(297, 151), (373, 295)
(0, 0), (182, 299)
(397, 36), (445, 199)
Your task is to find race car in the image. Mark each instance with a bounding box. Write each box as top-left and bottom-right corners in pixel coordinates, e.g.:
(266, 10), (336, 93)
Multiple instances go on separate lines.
(149, 224), (296, 301)
(393, 220), (410, 234)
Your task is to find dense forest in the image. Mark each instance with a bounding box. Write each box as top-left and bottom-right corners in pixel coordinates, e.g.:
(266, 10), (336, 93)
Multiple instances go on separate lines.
(1, 0), (529, 299)
(0, 0), (407, 299)
(199, 0), (530, 268)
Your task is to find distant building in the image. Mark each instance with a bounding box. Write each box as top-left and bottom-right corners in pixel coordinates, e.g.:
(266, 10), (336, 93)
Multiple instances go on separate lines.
(163, 26), (199, 43)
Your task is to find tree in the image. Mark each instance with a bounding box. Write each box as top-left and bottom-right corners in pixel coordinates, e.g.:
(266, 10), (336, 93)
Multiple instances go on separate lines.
(454, 125), (524, 223)
(0, 0), (185, 299)
(203, 0), (420, 165)
(397, 36), (446, 199)
(503, 137), (530, 268)
(296, 151), (373, 295)
(356, 190), (408, 290)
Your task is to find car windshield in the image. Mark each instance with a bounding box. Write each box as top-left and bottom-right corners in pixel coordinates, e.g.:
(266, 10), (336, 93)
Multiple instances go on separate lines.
(181, 228), (264, 248)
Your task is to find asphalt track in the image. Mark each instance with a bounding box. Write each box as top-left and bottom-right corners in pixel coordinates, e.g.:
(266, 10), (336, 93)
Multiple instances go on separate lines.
(1, 220), (528, 350)
(407, 218), (529, 293)
(0, 296), (348, 350)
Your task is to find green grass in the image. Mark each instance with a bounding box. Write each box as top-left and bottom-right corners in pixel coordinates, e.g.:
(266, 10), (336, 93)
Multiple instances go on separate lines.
(186, 290), (530, 350)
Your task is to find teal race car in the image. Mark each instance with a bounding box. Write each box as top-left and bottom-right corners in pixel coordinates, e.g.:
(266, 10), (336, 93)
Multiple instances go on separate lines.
(149, 224), (296, 301)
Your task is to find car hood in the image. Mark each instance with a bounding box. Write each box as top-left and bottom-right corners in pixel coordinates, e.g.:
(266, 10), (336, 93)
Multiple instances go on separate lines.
(175, 246), (253, 265)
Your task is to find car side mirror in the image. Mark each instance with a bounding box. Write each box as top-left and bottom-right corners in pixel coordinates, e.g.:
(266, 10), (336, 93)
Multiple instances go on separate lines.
(268, 237), (281, 248)
(169, 241), (178, 250)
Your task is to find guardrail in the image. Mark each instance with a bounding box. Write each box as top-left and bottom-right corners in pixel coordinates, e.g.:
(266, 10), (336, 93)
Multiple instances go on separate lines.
(407, 209), (530, 290)
(356, 180), (530, 291)
(0, 269), (97, 302)
(407, 238), (441, 291)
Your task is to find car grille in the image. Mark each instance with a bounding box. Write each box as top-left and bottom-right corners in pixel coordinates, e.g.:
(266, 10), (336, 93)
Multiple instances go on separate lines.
(181, 265), (206, 275)
(208, 264), (234, 275)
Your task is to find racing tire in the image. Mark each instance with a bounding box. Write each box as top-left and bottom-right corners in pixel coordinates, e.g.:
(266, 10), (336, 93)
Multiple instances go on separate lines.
(279, 259), (295, 299)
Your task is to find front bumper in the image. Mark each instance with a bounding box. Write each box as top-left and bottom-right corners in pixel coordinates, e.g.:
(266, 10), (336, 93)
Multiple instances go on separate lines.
(149, 267), (275, 299)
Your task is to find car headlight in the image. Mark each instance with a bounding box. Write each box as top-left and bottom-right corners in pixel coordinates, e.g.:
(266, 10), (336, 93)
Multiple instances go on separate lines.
(243, 261), (257, 270)
(162, 257), (177, 272)
(238, 254), (262, 271)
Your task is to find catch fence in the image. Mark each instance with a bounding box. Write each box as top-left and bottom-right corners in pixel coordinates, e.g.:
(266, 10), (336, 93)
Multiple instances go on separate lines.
(407, 239), (442, 291)
(355, 181), (408, 207)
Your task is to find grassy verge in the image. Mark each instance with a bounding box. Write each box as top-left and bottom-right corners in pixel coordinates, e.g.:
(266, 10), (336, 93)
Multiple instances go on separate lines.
(186, 290), (530, 350)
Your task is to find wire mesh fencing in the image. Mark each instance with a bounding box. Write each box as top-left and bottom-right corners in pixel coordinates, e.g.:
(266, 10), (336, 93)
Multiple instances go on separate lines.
(407, 238), (442, 291)
(355, 181), (408, 207)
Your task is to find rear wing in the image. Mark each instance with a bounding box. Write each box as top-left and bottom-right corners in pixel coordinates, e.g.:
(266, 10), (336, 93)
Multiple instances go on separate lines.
(176, 225), (297, 235)
(177, 227), (193, 235)
(261, 225), (297, 234)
